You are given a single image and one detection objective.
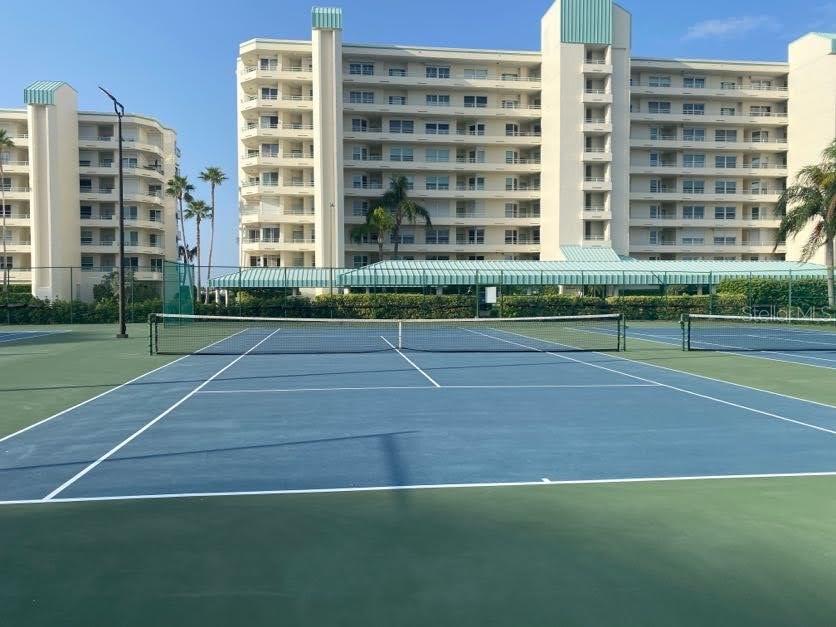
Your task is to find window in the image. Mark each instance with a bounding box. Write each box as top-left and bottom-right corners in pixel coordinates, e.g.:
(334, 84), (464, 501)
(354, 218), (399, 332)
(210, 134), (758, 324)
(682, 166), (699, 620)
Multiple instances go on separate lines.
(683, 206), (705, 219)
(648, 101), (671, 114)
(348, 91), (374, 104)
(424, 122), (450, 135)
(390, 146), (414, 162)
(80, 230), (93, 245)
(467, 123), (486, 136)
(751, 79), (773, 89)
(349, 63), (374, 75)
(426, 94), (450, 106)
(648, 76), (671, 87)
(150, 209), (162, 222)
(505, 123), (520, 136)
(458, 228), (485, 244)
(260, 87), (278, 99)
(751, 130), (769, 142)
(682, 128), (705, 141)
(80, 205), (92, 219)
(750, 105), (772, 116)
(391, 229), (415, 244)
(352, 255), (370, 268)
(463, 68), (488, 79)
(259, 58), (278, 70)
(751, 206), (762, 220)
(715, 181), (737, 194)
(425, 175), (450, 190)
(464, 95), (488, 108)
(715, 129), (738, 142)
(683, 180), (705, 194)
(352, 146), (368, 160)
(714, 235), (737, 245)
(715, 155), (737, 168)
(682, 103), (705, 115)
(504, 230), (518, 244)
(352, 200), (369, 217)
(389, 120), (414, 134)
(81, 256), (94, 269)
(683, 154), (705, 168)
(425, 148), (450, 163)
(720, 106), (736, 116)
(715, 206), (736, 219)
(683, 77), (706, 88)
(351, 118), (368, 132)
(352, 175), (367, 189)
(425, 228), (450, 244)
(388, 66), (406, 77)
(249, 256), (260, 267)
(426, 255), (451, 261)
(505, 203), (519, 218)
(425, 65), (450, 79)
(388, 95), (407, 105)
(681, 236), (705, 245)
(125, 206), (138, 220)
(649, 179), (666, 193)
(720, 81), (737, 90)
(150, 258), (163, 271)
(0, 256), (12, 269)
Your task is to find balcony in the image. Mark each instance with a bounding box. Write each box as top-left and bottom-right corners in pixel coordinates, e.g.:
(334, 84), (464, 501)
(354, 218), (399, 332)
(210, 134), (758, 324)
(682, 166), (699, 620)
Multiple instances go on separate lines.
(629, 163), (788, 177)
(239, 65), (313, 84)
(343, 156), (540, 173)
(581, 206), (612, 220)
(77, 136), (164, 154)
(581, 89), (612, 104)
(341, 99), (541, 119)
(241, 236), (315, 251)
(241, 153), (315, 170)
(239, 94), (314, 112)
(582, 61), (613, 75)
(582, 148), (612, 163)
(0, 160), (29, 173)
(342, 127), (542, 146)
(0, 186), (31, 199)
(629, 216), (782, 228)
(3, 210), (30, 226)
(240, 122), (314, 141)
(582, 118), (612, 134)
(340, 71), (541, 91)
(240, 181), (316, 198)
(240, 206), (316, 224)
(630, 240), (785, 254)
(630, 109), (788, 126)
(629, 81), (789, 100)
(4, 240), (31, 252)
(581, 177), (611, 192)
(630, 188), (783, 203)
(629, 135), (789, 153)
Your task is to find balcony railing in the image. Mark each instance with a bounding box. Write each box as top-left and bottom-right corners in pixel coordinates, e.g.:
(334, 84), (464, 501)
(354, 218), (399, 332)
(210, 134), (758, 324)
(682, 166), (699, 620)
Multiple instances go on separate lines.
(341, 70), (541, 83)
(243, 65), (312, 73)
(584, 177), (606, 183)
(242, 122), (314, 131)
(0, 186), (30, 192)
(0, 160), (28, 166)
(342, 98), (541, 111)
(630, 80), (787, 91)
(345, 127), (541, 138)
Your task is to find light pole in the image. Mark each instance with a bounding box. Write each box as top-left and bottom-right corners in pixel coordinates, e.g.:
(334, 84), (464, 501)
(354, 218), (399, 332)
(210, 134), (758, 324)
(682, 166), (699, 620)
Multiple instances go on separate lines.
(99, 86), (128, 338)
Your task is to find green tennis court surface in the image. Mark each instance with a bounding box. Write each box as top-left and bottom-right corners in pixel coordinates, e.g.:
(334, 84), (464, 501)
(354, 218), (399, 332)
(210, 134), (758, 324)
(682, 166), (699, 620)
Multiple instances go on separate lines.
(2, 321), (836, 626)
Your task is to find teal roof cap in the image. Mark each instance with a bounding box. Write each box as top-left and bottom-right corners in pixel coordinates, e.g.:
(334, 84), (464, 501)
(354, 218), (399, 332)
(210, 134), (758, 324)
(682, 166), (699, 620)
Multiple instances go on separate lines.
(312, 7), (342, 30)
(561, 0), (613, 45)
(23, 80), (71, 106)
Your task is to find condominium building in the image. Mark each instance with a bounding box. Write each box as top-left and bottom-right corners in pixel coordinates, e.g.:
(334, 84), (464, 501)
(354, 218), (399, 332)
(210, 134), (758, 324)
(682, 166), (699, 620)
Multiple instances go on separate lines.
(236, 3), (836, 268)
(0, 81), (178, 300)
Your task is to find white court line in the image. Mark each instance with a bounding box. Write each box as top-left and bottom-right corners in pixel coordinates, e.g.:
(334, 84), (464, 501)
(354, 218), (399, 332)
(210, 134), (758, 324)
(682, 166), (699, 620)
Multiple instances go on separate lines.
(469, 328), (836, 437)
(0, 327), (254, 445)
(380, 336), (440, 388)
(42, 329), (281, 500)
(0, 329), (71, 344)
(195, 383), (659, 394)
(2, 470), (836, 506)
(625, 327), (836, 370)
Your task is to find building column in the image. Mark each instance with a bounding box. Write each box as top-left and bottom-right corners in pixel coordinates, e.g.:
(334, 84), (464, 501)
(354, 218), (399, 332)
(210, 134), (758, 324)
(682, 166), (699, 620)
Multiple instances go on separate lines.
(311, 7), (344, 268)
(25, 82), (81, 300)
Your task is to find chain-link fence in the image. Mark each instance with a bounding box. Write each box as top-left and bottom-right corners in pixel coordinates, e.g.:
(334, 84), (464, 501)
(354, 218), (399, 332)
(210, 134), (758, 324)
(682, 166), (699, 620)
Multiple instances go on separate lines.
(2, 264), (833, 324)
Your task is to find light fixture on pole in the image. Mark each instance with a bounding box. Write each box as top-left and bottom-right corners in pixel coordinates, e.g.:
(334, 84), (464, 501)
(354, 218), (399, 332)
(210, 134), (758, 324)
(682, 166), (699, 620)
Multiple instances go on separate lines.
(98, 85), (128, 338)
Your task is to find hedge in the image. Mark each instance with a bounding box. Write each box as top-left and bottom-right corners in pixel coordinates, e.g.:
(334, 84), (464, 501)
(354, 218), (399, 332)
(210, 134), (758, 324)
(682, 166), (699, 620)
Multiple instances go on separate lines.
(499, 295), (609, 317)
(716, 277), (829, 312)
(1, 299), (162, 324)
(605, 295), (747, 320)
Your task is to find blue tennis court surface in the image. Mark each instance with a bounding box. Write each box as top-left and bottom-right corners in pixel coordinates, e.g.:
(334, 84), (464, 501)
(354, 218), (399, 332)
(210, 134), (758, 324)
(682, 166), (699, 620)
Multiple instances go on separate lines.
(0, 329), (70, 345)
(2, 325), (836, 504)
(625, 323), (836, 370)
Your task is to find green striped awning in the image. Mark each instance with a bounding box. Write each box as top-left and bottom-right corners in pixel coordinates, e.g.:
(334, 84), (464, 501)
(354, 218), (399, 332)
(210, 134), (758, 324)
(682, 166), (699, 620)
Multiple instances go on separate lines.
(23, 81), (69, 105)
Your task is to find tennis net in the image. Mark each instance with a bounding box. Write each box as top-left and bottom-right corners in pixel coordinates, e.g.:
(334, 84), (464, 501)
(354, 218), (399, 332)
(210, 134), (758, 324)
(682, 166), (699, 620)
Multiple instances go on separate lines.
(150, 313), (624, 355)
(684, 314), (836, 352)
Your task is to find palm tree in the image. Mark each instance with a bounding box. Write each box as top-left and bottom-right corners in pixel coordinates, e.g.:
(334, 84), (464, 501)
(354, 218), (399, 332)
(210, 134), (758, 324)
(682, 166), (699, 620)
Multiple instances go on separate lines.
(198, 167), (227, 297)
(775, 138), (836, 306)
(165, 175), (194, 261)
(184, 199), (212, 299)
(0, 130), (15, 299)
(379, 175), (432, 258)
(350, 206), (394, 260)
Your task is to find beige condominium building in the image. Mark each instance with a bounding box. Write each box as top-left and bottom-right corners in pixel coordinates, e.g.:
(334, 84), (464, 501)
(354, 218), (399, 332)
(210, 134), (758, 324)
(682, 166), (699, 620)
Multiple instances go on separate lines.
(236, 2), (836, 268)
(0, 81), (178, 300)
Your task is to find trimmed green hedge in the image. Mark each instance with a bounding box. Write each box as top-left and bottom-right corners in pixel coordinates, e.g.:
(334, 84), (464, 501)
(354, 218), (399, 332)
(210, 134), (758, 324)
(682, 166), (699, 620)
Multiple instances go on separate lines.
(2, 299), (162, 324)
(605, 295), (747, 320)
(499, 295), (609, 317)
(197, 293), (475, 319)
(716, 277), (829, 311)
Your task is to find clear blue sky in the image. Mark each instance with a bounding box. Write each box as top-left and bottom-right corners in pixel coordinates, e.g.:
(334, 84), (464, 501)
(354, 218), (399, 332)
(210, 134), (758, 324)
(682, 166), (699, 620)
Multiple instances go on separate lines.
(2, 0), (833, 267)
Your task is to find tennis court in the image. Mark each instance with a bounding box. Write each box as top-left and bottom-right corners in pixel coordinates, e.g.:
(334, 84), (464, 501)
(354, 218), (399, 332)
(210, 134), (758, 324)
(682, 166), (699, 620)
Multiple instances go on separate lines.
(0, 329), (70, 345)
(2, 313), (836, 504)
(622, 315), (836, 370)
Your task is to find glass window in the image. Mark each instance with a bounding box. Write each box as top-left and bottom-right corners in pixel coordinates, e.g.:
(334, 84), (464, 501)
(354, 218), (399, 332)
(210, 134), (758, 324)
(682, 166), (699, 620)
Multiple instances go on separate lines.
(349, 63), (374, 75)
(389, 120), (414, 134)
(683, 206), (705, 219)
(715, 181), (737, 194)
(424, 122), (450, 135)
(683, 77), (706, 88)
(715, 129), (738, 142)
(682, 127), (705, 141)
(351, 119), (368, 132)
(648, 76), (672, 87)
(425, 228), (450, 244)
(715, 156), (737, 168)
(426, 94), (450, 106)
(388, 95), (407, 105)
(425, 175), (450, 190)
(720, 107), (736, 116)
(425, 66), (451, 79)
(648, 101), (671, 114)
(464, 95), (488, 108)
(682, 103), (705, 115)
(683, 154), (705, 168)
(425, 148), (450, 162)
(390, 147), (414, 162)
(388, 67), (406, 77)
(683, 180), (705, 194)
(463, 68), (488, 79)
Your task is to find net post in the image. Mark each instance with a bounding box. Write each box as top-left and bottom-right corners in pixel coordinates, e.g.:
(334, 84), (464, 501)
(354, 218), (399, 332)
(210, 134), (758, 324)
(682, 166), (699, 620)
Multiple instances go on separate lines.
(474, 270), (479, 318)
(787, 270), (792, 318)
(148, 313), (154, 355)
(397, 320), (403, 349)
(620, 313), (626, 351)
(680, 314), (685, 351)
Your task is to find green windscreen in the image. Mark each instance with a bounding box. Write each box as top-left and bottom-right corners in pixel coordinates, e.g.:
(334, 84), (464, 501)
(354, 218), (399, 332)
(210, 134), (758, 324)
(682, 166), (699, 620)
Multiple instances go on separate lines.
(162, 261), (194, 315)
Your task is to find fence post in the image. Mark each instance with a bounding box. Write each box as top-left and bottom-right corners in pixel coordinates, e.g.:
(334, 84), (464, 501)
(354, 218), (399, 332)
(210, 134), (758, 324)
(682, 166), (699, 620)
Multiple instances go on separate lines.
(499, 270), (504, 318)
(69, 266), (74, 324)
(788, 270), (793, 318)
(474, 270), (480, 318)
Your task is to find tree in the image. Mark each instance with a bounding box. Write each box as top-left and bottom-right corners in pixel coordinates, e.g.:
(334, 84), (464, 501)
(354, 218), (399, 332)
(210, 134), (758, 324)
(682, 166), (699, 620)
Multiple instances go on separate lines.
(350, 206), (394, 260)
(165, 175), (194, 261)
(198, 166), (227, 300)
(378, 176), (432, 258)
(184, 199), (212, 299)
(0, 129), (14, 299)
(775, 138), (836, 307)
